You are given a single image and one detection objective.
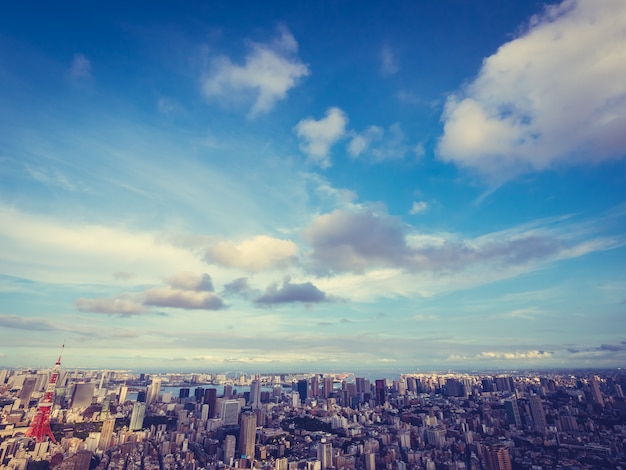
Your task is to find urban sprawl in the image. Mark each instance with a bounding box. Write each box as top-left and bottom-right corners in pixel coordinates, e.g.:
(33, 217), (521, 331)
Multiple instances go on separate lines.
(1, 357), (626, 470)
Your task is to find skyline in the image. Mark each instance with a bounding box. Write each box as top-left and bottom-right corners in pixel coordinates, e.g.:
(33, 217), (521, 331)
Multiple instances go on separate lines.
(1, 0), (625, 371)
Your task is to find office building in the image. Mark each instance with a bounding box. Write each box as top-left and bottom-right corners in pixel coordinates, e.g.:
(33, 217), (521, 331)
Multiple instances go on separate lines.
(239, 412), (257, 459)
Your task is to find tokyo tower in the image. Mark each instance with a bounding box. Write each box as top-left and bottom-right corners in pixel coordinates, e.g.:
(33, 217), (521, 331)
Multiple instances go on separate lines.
(25, 345), (64, 442)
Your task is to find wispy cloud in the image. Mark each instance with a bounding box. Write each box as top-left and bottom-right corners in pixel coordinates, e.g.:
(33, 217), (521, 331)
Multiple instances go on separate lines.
(380, 45), (399, 76)
(409, 201), (428, 215)
(70, 53), (91, 80)
(0, 314), (57, 331)
(295, 107), (348, 168)
(437, 0), (626, 181)
(202, 26), (309, 117)
(75, 295), (147, 316)
(348, 123), (417, 162)
(202, 235), (298, 272)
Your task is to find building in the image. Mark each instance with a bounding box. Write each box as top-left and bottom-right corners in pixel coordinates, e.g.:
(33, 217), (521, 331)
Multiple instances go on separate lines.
(223, 434), (236, 465)
(249, 379), (261, 409)
(129, 402), (145, 431)
(70, 383), (95, 409)
(529, 395), (547, 432)
(317, 439), (332, 470)
(485, 444), (512, 470)
(98, 417), (115, 451)
(220, 399), (241, 425)
(146, 378), (161, 405)
(297, 379), (308, 403)
(239, 412), (257, 459)
(504, 397), (522, 427)
(375, 380), (386, 406)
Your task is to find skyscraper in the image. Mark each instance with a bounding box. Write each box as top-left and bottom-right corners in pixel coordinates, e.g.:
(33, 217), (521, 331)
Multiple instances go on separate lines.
(71, 383), (95, 409)
(204, 388), (217, 418)
(146, 378), (161, 405)
(98, 417), (115, 451)
(249, 379), (261, 409)
(504, 397), (522, 427)
(239, 412), (257, 459)
(219, 399), (241, 425)
(375, 379), (386, 406)
(529, 395), (547, 432)
(297, 379), (308, 403)
(223, 434), (236, 465)
(317, 439), (332, 470)
(130, 402), (146, 431)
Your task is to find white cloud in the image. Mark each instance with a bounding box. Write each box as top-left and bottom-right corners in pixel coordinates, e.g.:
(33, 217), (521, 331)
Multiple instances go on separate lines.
(75, 295), (147, 316)
(380, 45), (399, 76)
(437, 0), (626, 180)
(144, 287), (224, 310)
(202, 27), (309, 117)
(0, 204), (205, 285)
(409, 201), (428, 215)
(203, 235), (298, 272)
(295, 107), (348, 168)
(70, 53), (91, 80)
(348, 123), (415, 162)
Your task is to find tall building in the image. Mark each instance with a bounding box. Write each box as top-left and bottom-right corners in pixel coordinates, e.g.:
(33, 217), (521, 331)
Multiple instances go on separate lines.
(322, 376), (333, 398)
(239, 412), (257, 459)
(223, 434), (236, 465)
(485, 444), (512, 470)
(375, 379), (386, 406)
(118, 385), (128, 404)
(590, 378), (604, 406)
(297, 379), (308, 403)
(529, 395), (547, 432)
(146, 378), (161, 405)
(19, 378), (37, 404)
(310, 376), (319, 398)
(98, 417), (115, 451)
(249, 379), (261, 409)
(317, 439), (332, 470)
(130, 402), (146, 431)
(204, 388), (217, 418)
(504, 397), (522, 427)
(71, 383), (95, 409)
(220, 399), (241, 425)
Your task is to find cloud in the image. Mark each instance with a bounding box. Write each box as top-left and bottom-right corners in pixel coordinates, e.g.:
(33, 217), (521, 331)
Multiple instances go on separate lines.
(409, 201), (428, 215)
(0, 314), (57, 331)
(303, 207), (614, 275)
(223, 277), (258, 299)
(70, 53), (91, 80)
(166, 272), (215, 292)
(75, 295), (147, 316)
(380, 45), (399, 76)
(144, 287), (224, 310)
(254, 278), (331, 306)
(203, 235), (298, 271)
(475, 350), (552, 360)
(348, 123), (416, 162)
(295, 107), (348, 168)
(25, 165), (77, 192)
(202, 26), (309, 117)
(437, 0), (626, 181)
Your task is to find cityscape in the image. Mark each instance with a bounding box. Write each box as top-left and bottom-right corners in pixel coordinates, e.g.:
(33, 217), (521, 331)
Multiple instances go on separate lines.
(1, 0), (626, 469)
(1, 351), (626, 470)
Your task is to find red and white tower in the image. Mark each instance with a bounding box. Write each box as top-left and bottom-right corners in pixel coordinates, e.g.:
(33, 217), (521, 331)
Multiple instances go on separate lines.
(25, 345), (64, 442)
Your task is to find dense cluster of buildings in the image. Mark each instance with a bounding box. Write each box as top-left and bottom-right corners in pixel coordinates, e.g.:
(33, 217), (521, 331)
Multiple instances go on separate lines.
(1, 365), (626, 470)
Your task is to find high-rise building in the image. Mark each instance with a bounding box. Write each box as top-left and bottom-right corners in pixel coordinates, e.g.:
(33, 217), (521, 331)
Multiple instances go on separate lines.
(590, 378), (604, 406)
(375, 379), (386, 406)
(98, 418), (115, 451)
(71, 383), (95, 409)
(529, 395), (547, 432)
(130, 402), (146, 431)
(223, 434), (236, 465)
(19, 378), (37, 404)
(485, 444), (512, 470)
(310, 376), (319, 398)
(504, 397), (522, 427)
(322, 376), (333, 398)
(118, 385), (128, 404)
(297, 379), (308, 403)
(204, 388), (217, 418)
(239, 412), (257, 459)
(249, 380), (261, 409)
(317, 439), (332, 470)
(146, 378), (161, 405)
(220, 399), (241, 425)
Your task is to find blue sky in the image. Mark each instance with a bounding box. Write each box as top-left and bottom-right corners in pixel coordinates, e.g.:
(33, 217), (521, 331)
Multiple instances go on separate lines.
(1, 0), (625, 372)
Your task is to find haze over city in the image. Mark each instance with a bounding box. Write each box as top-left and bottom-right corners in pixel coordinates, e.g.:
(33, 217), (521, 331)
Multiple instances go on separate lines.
(1, 0), (625, 371)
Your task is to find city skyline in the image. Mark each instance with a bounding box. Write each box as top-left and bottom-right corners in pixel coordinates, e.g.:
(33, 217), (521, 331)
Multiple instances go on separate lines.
(1, 0), (625, 371)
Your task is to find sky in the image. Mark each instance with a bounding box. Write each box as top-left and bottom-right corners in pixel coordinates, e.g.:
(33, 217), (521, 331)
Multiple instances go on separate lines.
(1, 0), (625, 373)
